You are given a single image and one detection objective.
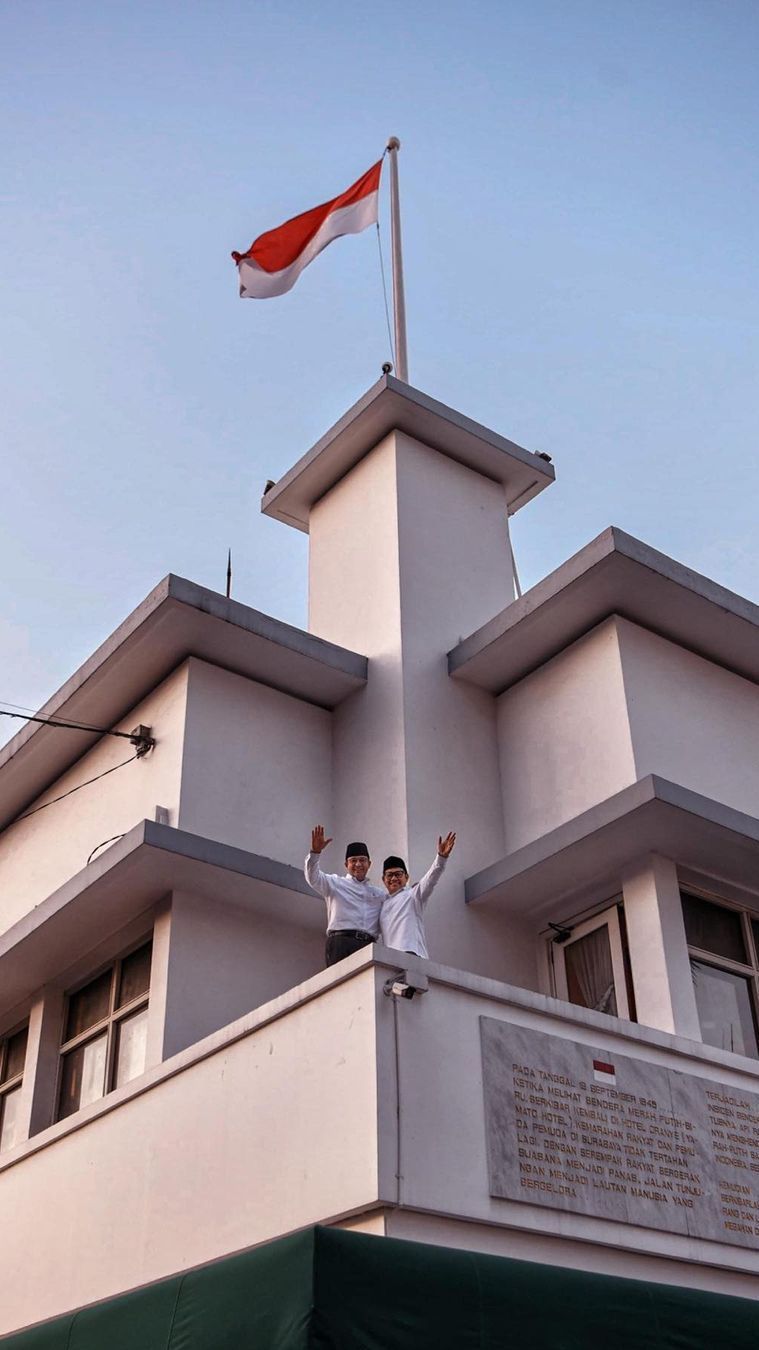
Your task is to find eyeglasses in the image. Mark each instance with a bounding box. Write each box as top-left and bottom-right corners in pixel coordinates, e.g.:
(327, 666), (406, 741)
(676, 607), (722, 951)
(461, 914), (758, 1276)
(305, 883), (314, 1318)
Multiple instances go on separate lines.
(384, 870), (407, 881)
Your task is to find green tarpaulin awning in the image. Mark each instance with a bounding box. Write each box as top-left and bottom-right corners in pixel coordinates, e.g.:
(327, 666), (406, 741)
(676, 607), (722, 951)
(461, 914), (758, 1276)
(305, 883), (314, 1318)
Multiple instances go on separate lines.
(4, 1224), (758, 1348)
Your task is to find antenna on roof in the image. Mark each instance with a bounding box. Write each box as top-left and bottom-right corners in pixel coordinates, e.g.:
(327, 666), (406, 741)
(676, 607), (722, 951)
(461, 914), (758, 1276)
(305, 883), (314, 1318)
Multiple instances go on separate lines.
(226, 548), (232, 599)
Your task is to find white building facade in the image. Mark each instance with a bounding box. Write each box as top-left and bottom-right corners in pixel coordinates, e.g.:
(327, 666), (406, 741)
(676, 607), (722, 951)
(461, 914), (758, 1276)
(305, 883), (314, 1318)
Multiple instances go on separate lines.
(1, 376), (759, 1340)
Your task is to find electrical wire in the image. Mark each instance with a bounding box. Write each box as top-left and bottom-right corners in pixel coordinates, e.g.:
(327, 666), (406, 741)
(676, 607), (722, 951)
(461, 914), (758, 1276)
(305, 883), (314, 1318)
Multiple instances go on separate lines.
(1, 701), (114, 732)
(0, 708), (145, 742)
(18, 753), (142, 821)
(87, 834), (126, 866)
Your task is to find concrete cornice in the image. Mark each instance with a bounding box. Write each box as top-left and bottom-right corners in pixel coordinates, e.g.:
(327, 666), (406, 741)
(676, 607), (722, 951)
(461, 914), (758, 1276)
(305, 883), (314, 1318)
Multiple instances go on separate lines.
(260, 375), (555, 532)
(465, 775), (759, 918)
(0, 821), (320, 1015)
(0, 575), (367, 829)
(448, 527), (759, 693)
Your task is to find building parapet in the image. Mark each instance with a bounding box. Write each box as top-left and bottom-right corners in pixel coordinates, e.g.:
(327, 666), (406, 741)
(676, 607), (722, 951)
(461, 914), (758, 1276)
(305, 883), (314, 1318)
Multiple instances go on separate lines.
(448, 526), (759, 693)
(0, 821), (319, 1014)
(260, 373), (555, 532)
(2, 948), (759, 1335)
(465, 776), (759, 916)
(0, 577), (367, 830)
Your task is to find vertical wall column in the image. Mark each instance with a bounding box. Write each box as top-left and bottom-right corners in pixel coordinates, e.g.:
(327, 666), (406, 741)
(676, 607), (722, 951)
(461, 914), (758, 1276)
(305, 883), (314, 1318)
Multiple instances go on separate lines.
(622, 854), (700, 1039)
(308, 429), (530, 983)
(25, 988), (66, 1136)
(309, 435), (409, 870)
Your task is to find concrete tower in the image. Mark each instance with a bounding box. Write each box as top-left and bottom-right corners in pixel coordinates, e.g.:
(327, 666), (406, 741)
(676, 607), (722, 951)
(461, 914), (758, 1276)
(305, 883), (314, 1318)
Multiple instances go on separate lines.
(263, 374), (554, 977)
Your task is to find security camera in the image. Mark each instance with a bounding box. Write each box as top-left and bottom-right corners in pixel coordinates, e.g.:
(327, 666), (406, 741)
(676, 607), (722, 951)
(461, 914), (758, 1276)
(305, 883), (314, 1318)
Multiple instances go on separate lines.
(388, 980), (415, 1000)
(383, 971), (429, 1000)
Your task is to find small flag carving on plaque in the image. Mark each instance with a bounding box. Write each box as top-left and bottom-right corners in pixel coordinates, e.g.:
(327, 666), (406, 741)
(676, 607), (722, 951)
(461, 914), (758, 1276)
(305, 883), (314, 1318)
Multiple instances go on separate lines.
(593, 1059), (616, 1086)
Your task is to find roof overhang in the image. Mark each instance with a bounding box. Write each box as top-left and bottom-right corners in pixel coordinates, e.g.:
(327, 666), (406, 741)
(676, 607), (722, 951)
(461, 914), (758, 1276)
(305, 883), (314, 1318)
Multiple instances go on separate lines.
(465, 776), (759, 920)
(0, 576), (367, 829)
(448, 527), (759, 693)
(260, 375), (555, 532)
(0, 820), (320, 1014)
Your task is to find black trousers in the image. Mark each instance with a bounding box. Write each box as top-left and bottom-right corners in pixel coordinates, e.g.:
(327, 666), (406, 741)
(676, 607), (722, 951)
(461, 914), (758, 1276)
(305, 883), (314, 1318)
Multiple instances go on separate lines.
(325, 931), (375, 967)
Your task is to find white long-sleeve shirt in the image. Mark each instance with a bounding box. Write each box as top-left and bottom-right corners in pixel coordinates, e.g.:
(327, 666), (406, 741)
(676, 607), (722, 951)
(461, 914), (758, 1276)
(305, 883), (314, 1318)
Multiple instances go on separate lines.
(379, 853), (447, 958)
(304, 853), (385, 936)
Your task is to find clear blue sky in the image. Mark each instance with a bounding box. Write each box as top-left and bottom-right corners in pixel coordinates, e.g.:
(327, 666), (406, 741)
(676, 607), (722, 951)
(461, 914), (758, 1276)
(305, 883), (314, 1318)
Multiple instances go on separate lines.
(2, 0), (758, 738)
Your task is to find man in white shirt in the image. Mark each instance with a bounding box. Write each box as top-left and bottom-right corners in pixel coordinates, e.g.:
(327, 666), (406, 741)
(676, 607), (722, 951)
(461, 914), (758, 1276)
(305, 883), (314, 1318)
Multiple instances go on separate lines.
(305, 825), (386, 967)
(379, 832), (456, 958)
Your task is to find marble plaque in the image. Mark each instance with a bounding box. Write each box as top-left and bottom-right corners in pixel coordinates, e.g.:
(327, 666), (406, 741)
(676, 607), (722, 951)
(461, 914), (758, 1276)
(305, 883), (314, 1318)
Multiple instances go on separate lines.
(480, 1018), (759, 1248)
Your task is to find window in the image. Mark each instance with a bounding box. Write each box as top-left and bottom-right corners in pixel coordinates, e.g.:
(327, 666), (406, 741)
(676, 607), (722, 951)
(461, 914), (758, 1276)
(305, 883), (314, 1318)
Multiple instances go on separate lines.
(682, 892), (759, 1058)
(57, 940), (152, 1121)
(0, 1024), (28, 1153)
(551, 905), (633, 1020)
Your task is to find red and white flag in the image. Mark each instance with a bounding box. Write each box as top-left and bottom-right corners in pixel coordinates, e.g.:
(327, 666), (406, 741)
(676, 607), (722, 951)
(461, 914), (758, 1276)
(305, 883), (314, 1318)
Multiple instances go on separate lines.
(593, 1059), (616, 1086)
(232, 160), (382, 299)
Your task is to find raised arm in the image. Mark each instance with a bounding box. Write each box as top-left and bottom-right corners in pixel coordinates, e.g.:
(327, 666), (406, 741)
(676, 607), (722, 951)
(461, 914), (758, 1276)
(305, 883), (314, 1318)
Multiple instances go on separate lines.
(438, 832), (456, 859)
(413, 832), (456, 907)
(304, 824), (334, 897)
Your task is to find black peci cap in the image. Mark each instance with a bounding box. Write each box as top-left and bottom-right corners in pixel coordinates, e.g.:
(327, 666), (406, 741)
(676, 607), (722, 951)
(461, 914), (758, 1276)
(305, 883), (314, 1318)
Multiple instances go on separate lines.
(383, 855), (407, 874)
(345, 841), (369, 860)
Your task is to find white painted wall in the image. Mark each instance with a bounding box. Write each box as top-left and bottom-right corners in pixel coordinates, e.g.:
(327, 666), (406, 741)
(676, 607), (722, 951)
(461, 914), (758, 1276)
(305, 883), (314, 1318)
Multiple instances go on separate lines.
(394, 438), (529, 983)
(375, 961), (759, 1294)
(154, 888), (325, 1058)
(177, 658), (333, 869)
(497, 618), (637, 852)
(309, 435), (407, 876)
(0, 665), (188, 938)
(618, 619), (759, 817)
(621, 856), (701, 1038)
(0, 966), (380, 1336)
(3, 957), (757, 1337)
(309, 432), (529, 985)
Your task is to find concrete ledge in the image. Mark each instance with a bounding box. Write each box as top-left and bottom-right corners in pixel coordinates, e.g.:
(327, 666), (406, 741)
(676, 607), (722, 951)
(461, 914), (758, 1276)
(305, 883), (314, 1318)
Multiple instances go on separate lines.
(6, 942), (759, 1177)
(448, 527), (759, 692)
(0, 575), (367, 828)
(465, 776), (759, 918)
(0, 821), (320, 1013)
(260, 375), (555, 532)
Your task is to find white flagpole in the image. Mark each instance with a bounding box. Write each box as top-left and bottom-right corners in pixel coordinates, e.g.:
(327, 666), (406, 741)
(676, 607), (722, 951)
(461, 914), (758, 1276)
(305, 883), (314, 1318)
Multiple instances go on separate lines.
(386, 136), (409, 382)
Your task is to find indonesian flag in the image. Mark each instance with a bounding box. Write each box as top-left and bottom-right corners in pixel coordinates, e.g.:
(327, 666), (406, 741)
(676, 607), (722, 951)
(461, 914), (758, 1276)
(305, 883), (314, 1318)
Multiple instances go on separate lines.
(593, 1059), (616, 1086)
(232, 160), (382, 299)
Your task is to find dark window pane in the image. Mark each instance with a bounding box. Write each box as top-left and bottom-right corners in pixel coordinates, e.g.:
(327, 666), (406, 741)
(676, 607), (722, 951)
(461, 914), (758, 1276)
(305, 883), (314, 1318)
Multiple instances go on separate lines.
(0, 1087), (22, 1153)
(752, 919), (759, 964)
(117, 942), (152, 1009)
(65, 970), (112, 1042)
(691, 960), (758, 1058)
(564, 927), (618, 1016)
(114, 1007), (149, 1087)
(681, 894), (746, 963)
(1, 1027), (28, 1084)
(58, 1035), (108, 1120)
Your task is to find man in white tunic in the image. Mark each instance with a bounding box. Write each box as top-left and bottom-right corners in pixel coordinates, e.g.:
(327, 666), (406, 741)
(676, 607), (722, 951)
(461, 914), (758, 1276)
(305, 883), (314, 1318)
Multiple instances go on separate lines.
(305, 825), (386, 967)
(379, 832), (456, 958)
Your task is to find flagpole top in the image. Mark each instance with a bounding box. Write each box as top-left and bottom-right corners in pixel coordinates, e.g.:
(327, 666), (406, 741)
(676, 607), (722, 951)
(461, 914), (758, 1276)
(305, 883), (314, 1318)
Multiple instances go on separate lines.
(386, 136), (401, 152)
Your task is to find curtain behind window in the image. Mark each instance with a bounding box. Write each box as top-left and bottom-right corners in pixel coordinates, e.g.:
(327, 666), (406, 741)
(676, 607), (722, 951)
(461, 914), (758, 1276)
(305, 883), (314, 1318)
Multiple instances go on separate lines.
(564, 926), (617, 1015)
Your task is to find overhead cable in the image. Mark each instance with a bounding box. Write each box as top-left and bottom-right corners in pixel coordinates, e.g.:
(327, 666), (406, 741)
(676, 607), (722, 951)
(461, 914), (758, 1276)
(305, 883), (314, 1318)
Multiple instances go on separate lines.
(0, 709), (154, 754)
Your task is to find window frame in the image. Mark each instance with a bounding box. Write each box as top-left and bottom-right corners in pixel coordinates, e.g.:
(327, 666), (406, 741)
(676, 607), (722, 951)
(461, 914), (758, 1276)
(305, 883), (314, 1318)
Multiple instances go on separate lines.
(550, 902), (632, 1020)
(0, 1021), (29, 1153)
(56, 937), (152, 1122)
(681, 887), (759, 1055)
